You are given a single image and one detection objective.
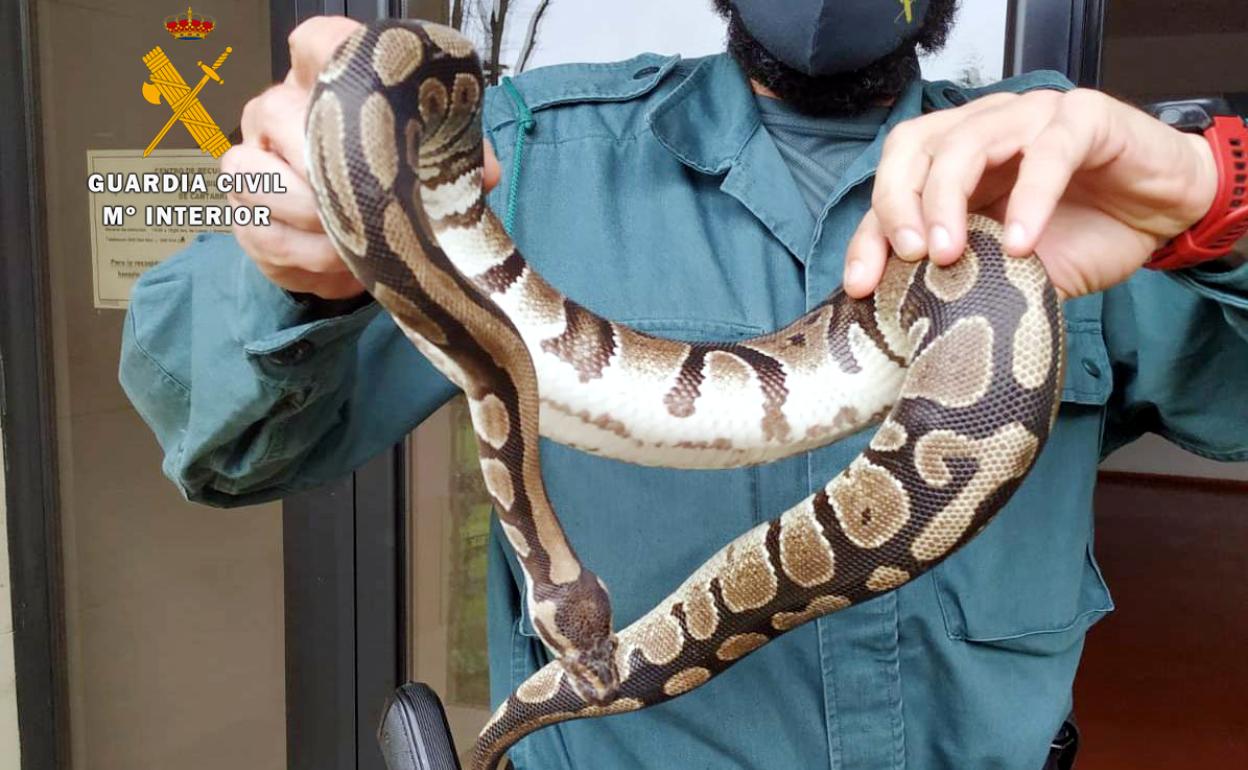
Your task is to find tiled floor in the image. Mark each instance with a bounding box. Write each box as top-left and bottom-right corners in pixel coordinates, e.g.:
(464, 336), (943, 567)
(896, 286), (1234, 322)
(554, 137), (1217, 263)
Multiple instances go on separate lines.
(1076, 474), (1248, 769)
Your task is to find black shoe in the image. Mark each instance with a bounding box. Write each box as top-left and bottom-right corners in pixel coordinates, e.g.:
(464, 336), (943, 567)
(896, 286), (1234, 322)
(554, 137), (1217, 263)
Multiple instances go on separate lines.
(1043, 719), (1080, 770)
(377, 683), (462, 770)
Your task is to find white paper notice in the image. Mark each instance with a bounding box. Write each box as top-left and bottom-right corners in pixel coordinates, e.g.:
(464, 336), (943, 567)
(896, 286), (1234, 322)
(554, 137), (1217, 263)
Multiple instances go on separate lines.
(86, 149), (231, 309)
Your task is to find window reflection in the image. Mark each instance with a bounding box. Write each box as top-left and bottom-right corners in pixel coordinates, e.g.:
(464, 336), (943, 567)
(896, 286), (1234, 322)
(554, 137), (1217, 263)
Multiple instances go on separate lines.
(407, 396), (493, 756)
(445, 397), (492, 707)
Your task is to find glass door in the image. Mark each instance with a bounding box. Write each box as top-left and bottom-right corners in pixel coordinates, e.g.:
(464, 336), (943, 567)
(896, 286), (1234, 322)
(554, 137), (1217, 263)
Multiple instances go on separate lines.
(2, 2), (417, 769)
(406, 399), (494, 755)
(28, 2), (284, 768)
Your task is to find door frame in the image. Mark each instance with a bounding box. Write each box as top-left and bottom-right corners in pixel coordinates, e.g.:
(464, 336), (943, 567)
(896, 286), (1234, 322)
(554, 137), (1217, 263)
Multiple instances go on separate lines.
(1005, 0), (1106, 84)
(277, 3), (448, 770)
(0, 0), (71, 768)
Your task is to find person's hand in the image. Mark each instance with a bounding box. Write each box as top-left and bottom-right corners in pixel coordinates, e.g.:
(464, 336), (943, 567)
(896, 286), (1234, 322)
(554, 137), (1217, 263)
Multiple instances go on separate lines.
(221, 16), (501, 300)
(842, 88), (1219, 299)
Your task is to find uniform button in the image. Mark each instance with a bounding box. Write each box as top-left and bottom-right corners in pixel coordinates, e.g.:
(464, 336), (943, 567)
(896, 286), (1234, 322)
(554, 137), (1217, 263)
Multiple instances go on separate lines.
(632, 66), (660, 79)
(1081, 358), (1102, 378)
(269, 339), (316, 366)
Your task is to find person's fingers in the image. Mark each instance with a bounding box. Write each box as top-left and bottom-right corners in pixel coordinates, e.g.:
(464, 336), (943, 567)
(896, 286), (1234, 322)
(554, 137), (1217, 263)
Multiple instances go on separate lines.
(1003, 90), (1110, 256)
(920, 142), (979, 265)
(239, 83), (311, 178)
(919, 97), (1058, 264)
(843, 210), (890, 298)
(871, 92), (1017, 261)
(483, 139), (501, 193)
(287, 16), (363, 90)
(220, 145), (324, 232)
(232, 193), (366, 299)
(237, 86), (271, 146)
(966, 157), (1021, 215)
(235, 216), (347, 275)
(263, 265), (367, 299)
(872, 123), (930, 261)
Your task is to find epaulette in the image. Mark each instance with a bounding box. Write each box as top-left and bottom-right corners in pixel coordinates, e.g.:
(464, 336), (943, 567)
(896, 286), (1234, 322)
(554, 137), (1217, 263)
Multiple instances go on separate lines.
(922, 70), (1074, 113)
(483, 53), (682, 132)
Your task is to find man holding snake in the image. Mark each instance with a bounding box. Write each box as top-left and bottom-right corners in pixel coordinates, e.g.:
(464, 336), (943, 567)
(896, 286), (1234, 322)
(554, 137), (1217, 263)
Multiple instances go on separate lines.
(120, 1), (1248, 768)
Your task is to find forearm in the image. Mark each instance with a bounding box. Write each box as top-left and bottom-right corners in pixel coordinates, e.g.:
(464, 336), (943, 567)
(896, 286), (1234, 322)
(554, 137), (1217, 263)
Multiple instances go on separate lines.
(120, 233), (456, 506)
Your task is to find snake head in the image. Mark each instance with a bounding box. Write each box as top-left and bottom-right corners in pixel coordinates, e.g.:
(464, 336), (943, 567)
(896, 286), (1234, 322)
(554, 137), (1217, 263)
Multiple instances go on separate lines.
(548, 571), (619, 704)
(561, 634), (620, 706)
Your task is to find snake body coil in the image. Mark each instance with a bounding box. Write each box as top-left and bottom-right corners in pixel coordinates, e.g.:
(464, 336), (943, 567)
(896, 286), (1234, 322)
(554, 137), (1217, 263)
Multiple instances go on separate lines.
(306, 21), (1065, 770)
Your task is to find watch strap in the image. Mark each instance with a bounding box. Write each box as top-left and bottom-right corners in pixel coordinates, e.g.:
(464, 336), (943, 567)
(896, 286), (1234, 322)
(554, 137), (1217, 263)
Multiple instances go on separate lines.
(1147, 114), (1248, 271)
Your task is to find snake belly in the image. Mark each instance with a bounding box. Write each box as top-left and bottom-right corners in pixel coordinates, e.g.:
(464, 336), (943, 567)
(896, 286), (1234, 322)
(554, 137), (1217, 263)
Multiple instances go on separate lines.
(305, 20), (1065, 770)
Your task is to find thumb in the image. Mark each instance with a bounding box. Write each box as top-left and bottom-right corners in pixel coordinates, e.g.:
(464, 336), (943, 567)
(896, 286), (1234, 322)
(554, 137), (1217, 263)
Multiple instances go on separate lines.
(483, 139), (501, 194)
(287, 16), (363, 90)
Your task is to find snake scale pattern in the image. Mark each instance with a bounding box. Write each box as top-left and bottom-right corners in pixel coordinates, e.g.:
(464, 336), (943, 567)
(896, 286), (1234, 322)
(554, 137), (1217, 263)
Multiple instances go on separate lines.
(305, 20), (1065, 770)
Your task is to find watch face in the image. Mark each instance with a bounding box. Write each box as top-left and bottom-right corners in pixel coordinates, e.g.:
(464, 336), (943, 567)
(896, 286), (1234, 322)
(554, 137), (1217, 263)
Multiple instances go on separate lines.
(1143, 98), (1233, 132)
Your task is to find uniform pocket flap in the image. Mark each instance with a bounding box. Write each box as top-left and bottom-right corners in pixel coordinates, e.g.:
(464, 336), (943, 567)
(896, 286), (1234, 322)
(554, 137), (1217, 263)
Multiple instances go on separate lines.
(935, 543), (1115, 656)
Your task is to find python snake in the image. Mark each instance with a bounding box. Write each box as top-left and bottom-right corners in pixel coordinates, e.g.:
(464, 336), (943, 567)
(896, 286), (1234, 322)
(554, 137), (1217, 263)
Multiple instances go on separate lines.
(305, 20), (1065, 770)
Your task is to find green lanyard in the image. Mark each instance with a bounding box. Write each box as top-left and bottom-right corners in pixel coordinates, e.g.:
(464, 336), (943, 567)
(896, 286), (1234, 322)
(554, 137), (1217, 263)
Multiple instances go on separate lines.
(499, 76), (536, 236)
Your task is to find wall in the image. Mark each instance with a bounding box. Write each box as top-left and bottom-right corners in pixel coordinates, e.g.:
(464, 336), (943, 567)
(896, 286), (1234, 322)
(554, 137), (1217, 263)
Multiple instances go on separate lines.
(1102, 435), (1248, 481)
(0, 431), (19, 768)
(1101, 32), (1248, 101)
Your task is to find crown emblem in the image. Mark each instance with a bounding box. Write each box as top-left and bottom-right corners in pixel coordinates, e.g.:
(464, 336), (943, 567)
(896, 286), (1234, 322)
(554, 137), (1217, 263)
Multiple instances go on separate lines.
(164, 6), (216, 40)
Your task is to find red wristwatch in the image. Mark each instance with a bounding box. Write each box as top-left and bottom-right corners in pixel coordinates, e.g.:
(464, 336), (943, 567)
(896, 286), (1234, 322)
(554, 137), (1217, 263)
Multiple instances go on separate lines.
(1144, 98), (1248, 271)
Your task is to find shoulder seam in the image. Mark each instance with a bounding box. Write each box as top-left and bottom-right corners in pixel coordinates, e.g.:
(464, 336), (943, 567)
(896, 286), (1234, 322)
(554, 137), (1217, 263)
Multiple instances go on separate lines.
(485, 53), (684, 131)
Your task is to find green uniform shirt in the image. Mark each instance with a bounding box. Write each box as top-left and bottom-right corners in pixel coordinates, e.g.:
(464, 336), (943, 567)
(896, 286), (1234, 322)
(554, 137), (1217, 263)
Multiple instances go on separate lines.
(120, 53), (1248, 769)
(754, 94), (888, 214)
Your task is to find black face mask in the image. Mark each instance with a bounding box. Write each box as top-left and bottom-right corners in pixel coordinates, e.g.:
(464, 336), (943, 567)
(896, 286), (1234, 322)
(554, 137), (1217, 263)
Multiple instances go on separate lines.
(729, 0), (933, 76)
(713, 0), (959, 117)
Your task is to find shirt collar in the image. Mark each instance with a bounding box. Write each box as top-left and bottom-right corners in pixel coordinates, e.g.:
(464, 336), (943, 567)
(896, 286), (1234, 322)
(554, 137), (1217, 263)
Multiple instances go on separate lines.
(647, 54), (927, 262)
(646, 54), (760, 174)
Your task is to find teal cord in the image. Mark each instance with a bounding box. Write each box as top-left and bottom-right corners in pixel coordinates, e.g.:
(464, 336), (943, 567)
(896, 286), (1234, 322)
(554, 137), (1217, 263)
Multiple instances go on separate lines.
(500, 76), (535, 236)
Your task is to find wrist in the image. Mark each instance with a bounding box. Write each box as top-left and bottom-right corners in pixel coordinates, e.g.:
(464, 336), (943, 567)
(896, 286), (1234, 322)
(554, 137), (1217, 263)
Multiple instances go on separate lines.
(1181, 132), (1220, 231)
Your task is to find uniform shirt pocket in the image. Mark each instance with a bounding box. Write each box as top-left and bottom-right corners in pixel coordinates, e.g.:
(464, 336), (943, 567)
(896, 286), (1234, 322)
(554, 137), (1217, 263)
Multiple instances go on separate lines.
(930, 300), (1116, 655)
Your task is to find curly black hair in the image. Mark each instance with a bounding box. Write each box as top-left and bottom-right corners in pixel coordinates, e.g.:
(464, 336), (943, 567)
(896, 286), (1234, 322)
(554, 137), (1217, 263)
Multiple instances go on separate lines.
(711, 0), (960, 116)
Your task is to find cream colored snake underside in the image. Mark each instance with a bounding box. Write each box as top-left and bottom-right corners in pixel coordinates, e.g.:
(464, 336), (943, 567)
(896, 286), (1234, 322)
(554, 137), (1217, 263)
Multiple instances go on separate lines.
(305, 20), (1065, 770)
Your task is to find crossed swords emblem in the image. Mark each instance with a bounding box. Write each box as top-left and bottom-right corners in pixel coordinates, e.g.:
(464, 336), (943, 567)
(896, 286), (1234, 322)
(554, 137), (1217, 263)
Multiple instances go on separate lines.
(140, 45), (233, 157)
